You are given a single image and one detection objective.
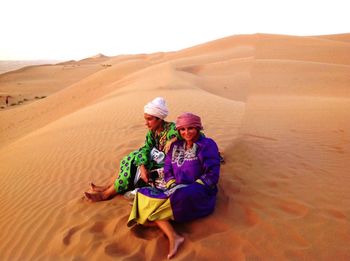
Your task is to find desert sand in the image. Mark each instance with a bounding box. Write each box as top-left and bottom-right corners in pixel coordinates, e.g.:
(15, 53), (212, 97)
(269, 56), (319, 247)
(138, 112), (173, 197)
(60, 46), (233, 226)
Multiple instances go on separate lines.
(0, 60), (62, 75)
(0, 33), (349, 260)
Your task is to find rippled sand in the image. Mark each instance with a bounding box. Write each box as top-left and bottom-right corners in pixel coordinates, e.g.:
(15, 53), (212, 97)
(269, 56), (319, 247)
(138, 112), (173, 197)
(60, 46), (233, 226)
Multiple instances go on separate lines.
(0, 33), (349, 260)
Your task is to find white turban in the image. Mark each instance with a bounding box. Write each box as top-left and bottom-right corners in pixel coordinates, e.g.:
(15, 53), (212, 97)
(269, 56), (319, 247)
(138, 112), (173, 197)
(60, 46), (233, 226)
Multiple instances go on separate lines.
(144, 97), (169, 119)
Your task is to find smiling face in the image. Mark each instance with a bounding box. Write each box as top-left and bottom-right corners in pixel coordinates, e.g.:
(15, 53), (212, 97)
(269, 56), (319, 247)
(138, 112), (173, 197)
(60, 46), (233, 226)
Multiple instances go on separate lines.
(144, 113), (163, 131)
(178, 126), (199, 143)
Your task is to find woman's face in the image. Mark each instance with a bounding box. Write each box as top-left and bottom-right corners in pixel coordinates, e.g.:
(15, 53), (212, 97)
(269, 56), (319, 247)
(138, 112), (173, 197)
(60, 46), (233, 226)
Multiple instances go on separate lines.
(144, 113), (162, 131)
(179, 127), (199, 143)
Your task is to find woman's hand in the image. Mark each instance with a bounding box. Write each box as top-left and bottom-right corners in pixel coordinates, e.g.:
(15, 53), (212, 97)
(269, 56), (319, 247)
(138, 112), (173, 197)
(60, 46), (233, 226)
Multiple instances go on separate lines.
(164, 137), (177, 154)
(140, 165), (149, 183)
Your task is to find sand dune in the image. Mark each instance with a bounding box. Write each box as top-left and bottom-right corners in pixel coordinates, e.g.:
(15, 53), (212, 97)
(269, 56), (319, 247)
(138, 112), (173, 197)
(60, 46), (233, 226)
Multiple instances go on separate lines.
(0, 33), (349, 260)
(315, 33), (350, 43)
(0, 60), (61, 75)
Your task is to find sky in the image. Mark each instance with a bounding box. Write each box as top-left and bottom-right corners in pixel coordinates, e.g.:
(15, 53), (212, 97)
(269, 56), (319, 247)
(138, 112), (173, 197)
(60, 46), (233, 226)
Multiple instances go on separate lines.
(0, 0), (349, 61)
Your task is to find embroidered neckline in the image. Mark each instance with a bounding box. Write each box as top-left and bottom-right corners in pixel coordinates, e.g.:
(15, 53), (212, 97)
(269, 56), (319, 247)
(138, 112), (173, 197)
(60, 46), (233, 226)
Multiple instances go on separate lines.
(171, 142), (198, 167)
(182, 142), (197, 154)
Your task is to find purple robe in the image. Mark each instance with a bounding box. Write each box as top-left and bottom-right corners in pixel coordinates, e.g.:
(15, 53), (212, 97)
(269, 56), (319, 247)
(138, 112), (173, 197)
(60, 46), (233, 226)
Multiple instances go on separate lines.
(164, 136), (220, 222)
(127, 136), (220, 225)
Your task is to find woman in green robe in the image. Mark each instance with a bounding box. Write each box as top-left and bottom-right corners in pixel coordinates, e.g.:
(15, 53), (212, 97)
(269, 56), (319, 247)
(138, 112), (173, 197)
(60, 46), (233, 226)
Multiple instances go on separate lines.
(84, 97), (180, 202)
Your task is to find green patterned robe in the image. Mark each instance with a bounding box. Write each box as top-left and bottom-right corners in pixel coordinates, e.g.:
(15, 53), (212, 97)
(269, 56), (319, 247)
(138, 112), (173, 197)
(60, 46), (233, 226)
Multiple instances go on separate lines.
(114, 121), (179, 193)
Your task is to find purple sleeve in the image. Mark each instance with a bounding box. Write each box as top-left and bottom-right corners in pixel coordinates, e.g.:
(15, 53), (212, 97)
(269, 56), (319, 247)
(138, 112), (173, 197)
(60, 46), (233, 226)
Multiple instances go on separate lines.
(163, 143), (175, 183)
(197, 138), (220, 187)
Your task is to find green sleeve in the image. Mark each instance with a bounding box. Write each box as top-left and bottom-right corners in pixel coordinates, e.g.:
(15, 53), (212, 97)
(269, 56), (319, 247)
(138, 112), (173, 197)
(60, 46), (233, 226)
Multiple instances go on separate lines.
(166, 122), (181, 140)
(134, 131), (155, 167)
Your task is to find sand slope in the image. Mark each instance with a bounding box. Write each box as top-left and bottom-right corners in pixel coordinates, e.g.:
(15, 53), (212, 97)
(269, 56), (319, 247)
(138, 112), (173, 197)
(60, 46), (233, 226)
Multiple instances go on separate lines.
(0, 33), (349, 260)
(0, 60), (62, 75)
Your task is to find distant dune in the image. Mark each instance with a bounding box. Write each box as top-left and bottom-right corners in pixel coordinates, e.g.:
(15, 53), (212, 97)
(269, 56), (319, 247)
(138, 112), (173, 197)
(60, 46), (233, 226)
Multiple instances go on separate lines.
(0, 33), (349, 260)
(0, 60), (62, 75)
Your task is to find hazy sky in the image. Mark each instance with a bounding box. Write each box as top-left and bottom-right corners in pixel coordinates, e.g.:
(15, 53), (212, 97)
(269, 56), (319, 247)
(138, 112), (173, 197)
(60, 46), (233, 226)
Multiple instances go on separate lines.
(0, 0), (349, 60)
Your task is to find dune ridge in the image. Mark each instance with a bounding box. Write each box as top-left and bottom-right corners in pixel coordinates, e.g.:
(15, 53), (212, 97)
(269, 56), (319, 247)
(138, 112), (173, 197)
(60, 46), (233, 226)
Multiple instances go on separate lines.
(0, 33), (350, 260)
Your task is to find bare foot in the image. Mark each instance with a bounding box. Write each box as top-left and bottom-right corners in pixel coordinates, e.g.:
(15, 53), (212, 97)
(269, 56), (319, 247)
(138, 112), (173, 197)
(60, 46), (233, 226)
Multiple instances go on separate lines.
(84, 191), (105, 202)
(167, 235), (184, 259)
(90, 182), (109, 192)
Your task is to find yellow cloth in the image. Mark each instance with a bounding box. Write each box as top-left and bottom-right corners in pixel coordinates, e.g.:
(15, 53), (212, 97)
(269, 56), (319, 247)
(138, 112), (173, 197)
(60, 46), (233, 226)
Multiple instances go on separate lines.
(166, 179), (176, 188)
(127, 191), (174, 226)
(196, 179), (205, 185)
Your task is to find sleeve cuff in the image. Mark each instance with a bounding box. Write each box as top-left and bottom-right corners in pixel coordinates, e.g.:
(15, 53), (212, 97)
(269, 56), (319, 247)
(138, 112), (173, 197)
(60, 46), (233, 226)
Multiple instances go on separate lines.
(195, 179), (205, 185)
(166, 179), (176, 188)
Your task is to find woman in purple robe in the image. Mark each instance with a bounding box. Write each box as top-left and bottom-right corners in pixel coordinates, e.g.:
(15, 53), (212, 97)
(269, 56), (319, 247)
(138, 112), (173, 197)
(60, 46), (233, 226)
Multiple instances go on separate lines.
(128, 112), (220, 259)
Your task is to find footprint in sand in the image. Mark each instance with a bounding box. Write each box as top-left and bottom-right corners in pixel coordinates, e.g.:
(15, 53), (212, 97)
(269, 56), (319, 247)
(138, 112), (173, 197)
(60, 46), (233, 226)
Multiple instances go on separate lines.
(328, 145), (345, 154)
(277, 200), (309, 218)
(130, 224), (160, 240)
(63, 226), (82, 246)
(89, 221), (106, 233)
(242, 206), (261, 227)
(104, 242), (129, 257)
(324, 209), (347, 220)
(63, 221), (107, 246)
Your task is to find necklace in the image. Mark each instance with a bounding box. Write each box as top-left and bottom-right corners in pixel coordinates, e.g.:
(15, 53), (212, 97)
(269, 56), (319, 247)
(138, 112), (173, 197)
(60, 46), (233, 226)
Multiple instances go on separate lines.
(154, 122), (168, 151)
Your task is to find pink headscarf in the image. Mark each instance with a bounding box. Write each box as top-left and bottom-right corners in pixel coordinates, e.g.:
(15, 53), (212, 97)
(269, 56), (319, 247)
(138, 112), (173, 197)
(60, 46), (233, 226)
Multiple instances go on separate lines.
(175, 112), (203, 130)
